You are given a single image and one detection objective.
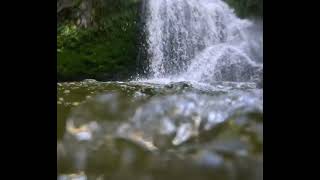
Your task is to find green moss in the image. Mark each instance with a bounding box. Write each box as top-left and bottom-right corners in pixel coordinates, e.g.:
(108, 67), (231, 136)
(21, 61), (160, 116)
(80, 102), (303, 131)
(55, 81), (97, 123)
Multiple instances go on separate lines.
(57, 0), (140, 81)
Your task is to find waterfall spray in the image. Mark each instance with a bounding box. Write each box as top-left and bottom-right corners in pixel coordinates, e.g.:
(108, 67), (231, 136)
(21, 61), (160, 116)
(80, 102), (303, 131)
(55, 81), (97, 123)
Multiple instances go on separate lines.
(143, 0), (263, 84)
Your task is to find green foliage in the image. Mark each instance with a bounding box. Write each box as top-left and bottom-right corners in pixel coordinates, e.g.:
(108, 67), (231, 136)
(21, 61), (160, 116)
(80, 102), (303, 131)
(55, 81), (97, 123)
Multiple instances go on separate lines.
(225, 0), (263, 18)
(57, 0), (262, 81)
(57, 0), (140, 81)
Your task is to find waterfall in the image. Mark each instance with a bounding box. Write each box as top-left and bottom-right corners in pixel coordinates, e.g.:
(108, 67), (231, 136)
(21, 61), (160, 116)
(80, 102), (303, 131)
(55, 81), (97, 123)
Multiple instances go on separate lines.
(143, 0), (263, 83)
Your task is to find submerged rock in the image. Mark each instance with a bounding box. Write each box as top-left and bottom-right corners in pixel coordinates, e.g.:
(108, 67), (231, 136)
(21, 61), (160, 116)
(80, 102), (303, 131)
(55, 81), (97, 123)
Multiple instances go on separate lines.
(83, 79), (98, 84)
(58, 81), (263, 179)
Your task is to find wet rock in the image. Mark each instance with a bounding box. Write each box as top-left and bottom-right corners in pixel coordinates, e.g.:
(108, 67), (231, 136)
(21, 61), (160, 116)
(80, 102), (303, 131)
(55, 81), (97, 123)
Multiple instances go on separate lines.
(72, 102), (80, 106)
(57, 172), (87, 180)
(83, 79), (98, 83)
(57, 81), (263, 179)
(193, 150), (224, 168)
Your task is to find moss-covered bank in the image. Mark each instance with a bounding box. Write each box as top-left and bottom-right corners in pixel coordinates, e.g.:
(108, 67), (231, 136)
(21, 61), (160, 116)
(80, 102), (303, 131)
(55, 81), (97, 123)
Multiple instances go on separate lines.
(57, 0), (141, 81)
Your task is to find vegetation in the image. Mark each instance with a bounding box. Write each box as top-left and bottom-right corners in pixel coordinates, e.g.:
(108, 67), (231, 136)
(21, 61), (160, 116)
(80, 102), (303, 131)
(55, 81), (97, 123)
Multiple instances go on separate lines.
(225, 0), (263, 18)
(57, 0), (263, 81)
(57, 0), (141, 81)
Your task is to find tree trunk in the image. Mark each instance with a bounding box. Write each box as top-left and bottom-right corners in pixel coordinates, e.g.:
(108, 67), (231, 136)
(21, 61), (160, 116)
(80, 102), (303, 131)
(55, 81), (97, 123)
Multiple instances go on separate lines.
(76, 0), (94, 28)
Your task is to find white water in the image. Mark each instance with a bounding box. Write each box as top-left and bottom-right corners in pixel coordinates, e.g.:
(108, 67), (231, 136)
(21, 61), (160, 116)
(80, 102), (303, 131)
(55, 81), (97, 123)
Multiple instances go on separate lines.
(58, 1), (263, 178)
(144, 0), (263, 84)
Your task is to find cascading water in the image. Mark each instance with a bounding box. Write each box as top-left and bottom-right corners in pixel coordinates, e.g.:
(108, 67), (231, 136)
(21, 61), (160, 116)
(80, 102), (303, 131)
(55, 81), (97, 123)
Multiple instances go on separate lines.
(58, 0), (263, 179)
(143, 0), (263, 84)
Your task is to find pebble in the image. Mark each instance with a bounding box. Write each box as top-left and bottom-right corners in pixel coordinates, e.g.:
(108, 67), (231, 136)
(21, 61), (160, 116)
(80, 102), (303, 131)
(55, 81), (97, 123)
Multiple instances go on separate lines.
(72, 102), (80, 106)
(83, 79), (98, 83)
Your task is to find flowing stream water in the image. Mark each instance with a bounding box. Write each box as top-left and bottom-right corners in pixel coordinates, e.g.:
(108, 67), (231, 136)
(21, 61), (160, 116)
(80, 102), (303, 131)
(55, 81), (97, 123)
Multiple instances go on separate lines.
(57, 0), (263, 179)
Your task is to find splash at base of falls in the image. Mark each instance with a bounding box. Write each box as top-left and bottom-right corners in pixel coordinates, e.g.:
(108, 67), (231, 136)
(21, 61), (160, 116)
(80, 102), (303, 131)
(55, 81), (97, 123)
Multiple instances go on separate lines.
(58, 0), (263, 179)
